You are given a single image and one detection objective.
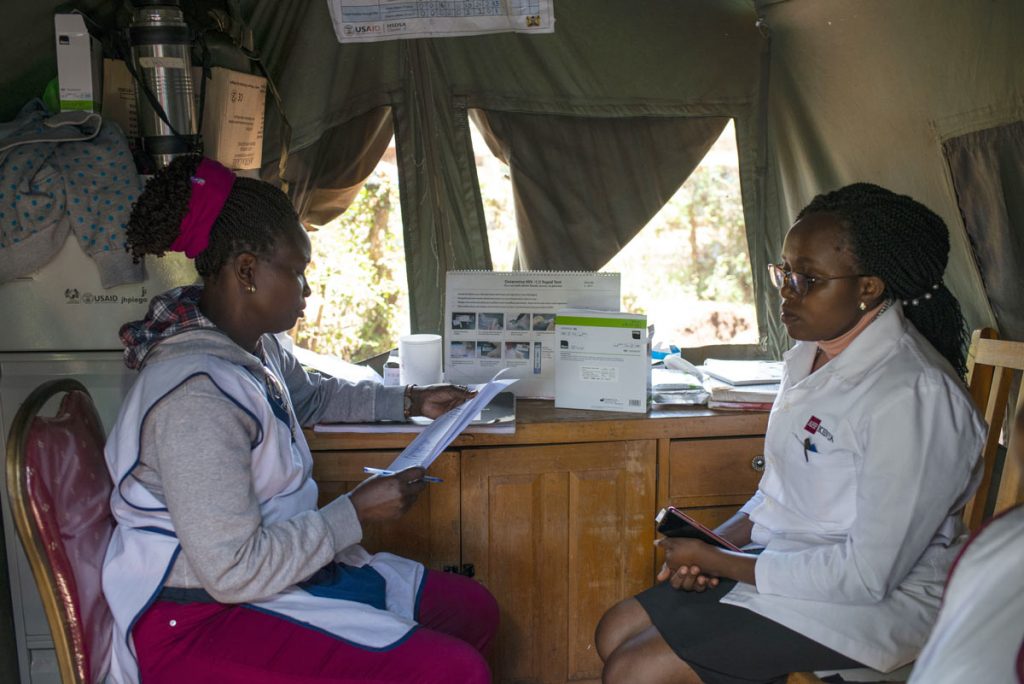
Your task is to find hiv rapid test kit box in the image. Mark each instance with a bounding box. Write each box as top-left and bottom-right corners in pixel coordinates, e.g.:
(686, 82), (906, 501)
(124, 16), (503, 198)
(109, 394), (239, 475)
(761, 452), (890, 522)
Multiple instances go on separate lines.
(554, 309), (648, 413)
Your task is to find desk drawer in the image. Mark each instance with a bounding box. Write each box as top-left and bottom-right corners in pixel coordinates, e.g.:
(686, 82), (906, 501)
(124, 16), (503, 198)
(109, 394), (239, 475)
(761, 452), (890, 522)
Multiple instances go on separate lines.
(667, 436), (764, 507)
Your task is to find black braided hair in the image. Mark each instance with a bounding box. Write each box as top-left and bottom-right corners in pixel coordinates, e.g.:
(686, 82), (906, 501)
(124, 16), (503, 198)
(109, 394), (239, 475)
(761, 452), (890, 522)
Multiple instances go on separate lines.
(126, 155), (300, 278)
(797, 182), (969, 379)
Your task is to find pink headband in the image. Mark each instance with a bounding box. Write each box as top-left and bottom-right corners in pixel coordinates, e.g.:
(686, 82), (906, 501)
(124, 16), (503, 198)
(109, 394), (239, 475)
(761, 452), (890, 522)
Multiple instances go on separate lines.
(170, 158), (236, 258)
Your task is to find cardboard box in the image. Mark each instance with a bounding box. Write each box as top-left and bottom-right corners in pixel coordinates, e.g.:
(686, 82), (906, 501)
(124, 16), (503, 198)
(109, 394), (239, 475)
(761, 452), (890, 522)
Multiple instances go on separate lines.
(55, 13), (103, 112)
(554, 309), (649, 413)
(194, 66), (267, 170)
(101, 59), (139, 141)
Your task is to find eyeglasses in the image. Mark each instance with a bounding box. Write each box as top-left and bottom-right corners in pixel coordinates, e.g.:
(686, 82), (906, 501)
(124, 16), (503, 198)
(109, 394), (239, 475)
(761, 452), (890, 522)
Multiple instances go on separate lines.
(768, 263), (867, 297)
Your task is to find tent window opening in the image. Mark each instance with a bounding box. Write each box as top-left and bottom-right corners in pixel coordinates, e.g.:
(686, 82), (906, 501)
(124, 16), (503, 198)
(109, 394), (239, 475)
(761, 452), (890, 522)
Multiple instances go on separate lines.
(290, 136), (412, 363)
(470, 115), (758, 347)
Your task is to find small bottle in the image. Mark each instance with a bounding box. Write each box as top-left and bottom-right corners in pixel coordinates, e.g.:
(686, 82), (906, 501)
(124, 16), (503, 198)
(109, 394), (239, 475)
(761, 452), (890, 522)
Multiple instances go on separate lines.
(383, 349), (401, 386)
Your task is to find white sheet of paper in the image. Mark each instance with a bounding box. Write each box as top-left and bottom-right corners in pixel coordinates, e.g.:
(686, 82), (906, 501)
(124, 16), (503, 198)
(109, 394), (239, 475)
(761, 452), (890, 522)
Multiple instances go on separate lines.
(386, 373), (518, 471)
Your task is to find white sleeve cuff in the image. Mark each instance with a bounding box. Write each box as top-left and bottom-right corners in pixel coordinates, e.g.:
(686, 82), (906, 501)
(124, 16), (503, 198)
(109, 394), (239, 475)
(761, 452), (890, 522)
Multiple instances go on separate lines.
(753, 547), (788, 595)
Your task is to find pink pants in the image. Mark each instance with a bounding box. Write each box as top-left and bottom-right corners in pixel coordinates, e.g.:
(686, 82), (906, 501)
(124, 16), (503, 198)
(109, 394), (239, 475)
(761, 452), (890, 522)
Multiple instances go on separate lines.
(132, 570), (499, 683)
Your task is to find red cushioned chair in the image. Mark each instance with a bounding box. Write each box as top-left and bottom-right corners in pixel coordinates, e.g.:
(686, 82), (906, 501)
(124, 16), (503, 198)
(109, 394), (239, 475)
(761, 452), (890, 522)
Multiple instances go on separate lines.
(5, 379), (114, 683)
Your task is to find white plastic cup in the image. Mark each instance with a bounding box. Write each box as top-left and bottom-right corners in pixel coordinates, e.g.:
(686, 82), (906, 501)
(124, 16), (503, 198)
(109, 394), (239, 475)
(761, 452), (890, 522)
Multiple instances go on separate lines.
(398, 334), (443, 385)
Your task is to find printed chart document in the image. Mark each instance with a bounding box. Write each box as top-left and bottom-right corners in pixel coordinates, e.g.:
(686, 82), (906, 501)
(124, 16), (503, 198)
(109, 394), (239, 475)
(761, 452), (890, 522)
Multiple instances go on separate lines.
(327, 0), (554, 44)
(386, 373), (518, 471)
(445, 271), (620, 399)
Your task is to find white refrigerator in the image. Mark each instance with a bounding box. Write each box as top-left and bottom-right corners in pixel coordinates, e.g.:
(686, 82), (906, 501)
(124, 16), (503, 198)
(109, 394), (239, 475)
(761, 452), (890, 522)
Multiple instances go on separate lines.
(0, 235), (195, 684)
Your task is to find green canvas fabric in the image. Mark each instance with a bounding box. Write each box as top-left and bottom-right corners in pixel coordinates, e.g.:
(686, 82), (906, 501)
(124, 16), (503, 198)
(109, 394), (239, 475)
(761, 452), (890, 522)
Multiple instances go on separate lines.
(243, 0), (766, 337)
(943, 120), (1024, 341)
(755, 0), (1024, 337)
(470, 110), (729, 272)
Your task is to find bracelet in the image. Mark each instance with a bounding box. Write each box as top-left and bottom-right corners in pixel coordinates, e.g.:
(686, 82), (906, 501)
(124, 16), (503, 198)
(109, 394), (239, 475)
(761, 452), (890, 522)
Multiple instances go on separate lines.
(403, 385), (415, 419)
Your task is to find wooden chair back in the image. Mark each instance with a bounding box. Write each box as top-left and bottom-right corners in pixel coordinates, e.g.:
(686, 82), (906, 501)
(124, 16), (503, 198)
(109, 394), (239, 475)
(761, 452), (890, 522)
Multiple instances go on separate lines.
(964, 328), (1024, 530)
(5, 379), (114, 684)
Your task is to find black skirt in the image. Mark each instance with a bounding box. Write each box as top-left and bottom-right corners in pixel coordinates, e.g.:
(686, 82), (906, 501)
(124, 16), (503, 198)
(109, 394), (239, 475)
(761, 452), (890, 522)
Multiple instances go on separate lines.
(635, 579), (863, 684)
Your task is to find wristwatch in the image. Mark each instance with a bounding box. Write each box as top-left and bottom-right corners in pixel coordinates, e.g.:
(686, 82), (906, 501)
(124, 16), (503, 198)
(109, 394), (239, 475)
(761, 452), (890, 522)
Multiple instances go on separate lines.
(403, 385), (415, 419)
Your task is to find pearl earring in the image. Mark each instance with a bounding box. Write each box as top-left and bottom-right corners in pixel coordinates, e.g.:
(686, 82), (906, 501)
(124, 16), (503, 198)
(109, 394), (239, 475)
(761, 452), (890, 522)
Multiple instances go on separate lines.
(246, 285), (256, 293)
(858, 301), (867, 311)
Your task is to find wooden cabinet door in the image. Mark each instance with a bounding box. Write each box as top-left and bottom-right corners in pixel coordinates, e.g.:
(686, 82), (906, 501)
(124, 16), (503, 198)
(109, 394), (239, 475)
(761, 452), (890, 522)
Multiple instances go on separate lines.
(666, 436), (765, 528)
(312, 449), (460, 571)
(462, 440), (656, 684)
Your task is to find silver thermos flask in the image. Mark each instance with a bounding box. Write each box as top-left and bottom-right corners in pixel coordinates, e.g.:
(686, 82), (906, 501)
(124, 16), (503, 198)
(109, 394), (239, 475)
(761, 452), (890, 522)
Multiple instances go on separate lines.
(128, 0), (199, 169)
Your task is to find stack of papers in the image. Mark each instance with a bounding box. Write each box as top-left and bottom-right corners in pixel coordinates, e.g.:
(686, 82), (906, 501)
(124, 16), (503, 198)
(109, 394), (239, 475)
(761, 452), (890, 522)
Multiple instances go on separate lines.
(703, 378), (779, 410)
(701, 359), (783, 386)
(650, 367), (708, 406)
(698, 359), (781, 411)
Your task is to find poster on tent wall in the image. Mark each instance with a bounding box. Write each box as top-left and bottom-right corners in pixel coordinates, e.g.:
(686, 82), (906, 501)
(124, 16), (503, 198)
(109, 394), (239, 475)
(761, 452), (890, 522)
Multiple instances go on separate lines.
(326, 0), (554, 43)
(443, 270), (620, 399)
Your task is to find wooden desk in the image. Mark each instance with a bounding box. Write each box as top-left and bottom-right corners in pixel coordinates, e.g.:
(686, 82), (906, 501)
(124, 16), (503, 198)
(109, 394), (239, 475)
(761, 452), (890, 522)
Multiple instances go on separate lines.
(306, 401), (768, 684)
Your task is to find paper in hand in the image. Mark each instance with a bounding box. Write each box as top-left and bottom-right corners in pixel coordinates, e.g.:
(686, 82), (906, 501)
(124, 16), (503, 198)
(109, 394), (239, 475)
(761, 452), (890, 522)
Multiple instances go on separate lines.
(387, 370), (517, 472)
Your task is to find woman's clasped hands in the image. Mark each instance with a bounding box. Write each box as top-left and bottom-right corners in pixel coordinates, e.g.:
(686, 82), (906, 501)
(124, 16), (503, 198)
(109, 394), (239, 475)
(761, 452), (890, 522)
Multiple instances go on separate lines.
(655, 537), (721, 592)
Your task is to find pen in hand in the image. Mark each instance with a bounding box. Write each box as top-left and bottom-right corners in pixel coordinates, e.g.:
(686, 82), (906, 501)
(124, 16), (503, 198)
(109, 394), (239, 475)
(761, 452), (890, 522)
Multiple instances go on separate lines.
(363, 466), (443, 483)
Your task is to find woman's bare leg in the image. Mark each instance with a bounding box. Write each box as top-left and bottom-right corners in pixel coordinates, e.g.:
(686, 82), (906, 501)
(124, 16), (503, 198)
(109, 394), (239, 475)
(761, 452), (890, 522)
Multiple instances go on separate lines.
(602, 625), (704, 684)
(595, 597), (652, 661)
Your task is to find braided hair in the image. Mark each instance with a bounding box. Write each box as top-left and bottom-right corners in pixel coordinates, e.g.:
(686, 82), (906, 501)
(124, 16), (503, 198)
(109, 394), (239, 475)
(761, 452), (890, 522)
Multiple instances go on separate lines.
(125, 155), (300, 278)
(797, 182), (969, 379)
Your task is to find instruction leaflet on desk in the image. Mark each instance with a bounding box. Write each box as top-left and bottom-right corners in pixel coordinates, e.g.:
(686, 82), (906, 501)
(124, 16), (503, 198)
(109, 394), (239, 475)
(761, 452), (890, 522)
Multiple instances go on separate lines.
(444, 271), (620, 398)
(327, 0), (554, 44)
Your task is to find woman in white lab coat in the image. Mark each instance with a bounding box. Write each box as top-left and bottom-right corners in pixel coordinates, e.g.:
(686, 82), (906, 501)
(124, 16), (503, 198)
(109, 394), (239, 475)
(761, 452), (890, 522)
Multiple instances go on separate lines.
(596, 183), (986, 684)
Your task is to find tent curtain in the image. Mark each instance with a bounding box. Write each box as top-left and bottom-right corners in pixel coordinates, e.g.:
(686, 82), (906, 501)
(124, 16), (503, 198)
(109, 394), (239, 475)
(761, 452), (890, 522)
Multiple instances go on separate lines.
(943, 120), (1024, 341)
(469, 111), (729, 271)
(242, 0), (765, 337)
(270, 106), (394, 227)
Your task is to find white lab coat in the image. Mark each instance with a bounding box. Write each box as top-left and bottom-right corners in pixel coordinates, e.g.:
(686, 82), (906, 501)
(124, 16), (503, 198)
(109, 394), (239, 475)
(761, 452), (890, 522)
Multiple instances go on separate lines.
(908, 504), (1024, 684)
(720, 303), (985, 672)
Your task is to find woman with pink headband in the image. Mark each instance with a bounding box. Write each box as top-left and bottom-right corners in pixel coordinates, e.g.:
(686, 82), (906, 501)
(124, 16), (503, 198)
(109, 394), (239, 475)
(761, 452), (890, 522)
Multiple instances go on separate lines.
(101, 155), (497, 683)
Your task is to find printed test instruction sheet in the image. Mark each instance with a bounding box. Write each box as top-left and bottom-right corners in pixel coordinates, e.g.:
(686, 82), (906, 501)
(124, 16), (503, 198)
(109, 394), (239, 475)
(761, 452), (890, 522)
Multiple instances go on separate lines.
(444, 271), (619, 398)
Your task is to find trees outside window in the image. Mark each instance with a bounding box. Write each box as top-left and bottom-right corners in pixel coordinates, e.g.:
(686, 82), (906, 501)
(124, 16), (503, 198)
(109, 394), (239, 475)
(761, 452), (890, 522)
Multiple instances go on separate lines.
(475, 120), (757, 348)
(292, 166), (409, 362)
(293, 120), (756, 362)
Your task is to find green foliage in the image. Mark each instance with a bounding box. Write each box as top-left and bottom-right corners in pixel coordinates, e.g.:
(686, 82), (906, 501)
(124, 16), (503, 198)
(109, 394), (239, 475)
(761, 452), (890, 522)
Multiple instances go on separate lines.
(636, 164), (751, 304)
(600, 160), (757, 345)
(476, 123), (756, 346)
(294, 123), (757, 358)
(293, 170), (407, 361)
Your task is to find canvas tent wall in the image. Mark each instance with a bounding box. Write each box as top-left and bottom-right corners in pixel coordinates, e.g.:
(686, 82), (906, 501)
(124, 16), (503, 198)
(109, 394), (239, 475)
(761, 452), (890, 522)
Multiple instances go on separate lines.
(2, 1), (1016, 352)
(229, 0), (1024, 348)
(757, 0), (1022, 341)
(242, 0), (777, 345)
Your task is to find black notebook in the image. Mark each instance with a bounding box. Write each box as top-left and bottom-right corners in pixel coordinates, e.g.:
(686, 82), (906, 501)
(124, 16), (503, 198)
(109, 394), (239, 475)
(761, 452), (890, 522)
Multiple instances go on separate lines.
(655, 506), (742, 552)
